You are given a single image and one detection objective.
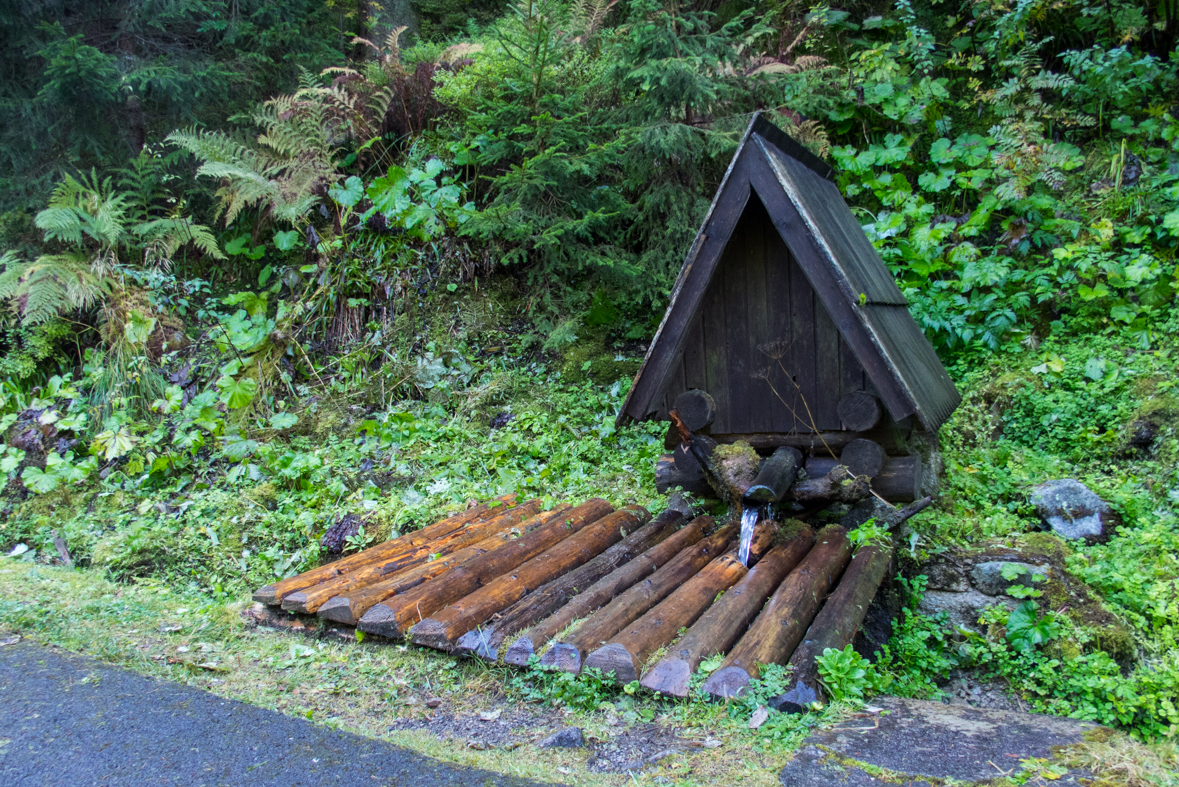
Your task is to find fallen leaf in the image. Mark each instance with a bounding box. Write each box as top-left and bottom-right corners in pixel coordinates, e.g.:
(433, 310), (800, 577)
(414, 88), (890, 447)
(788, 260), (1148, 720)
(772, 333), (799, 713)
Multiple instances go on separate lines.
(749, 705), (770, 729)
(159, 624), (182, 633)
(702, 739), (722, 749)
(557, 768), (572, 775)
(196, 662), (224, 671)
(0, 635), (20, 647)
(425, 698), (442, 709)
(863, 705), (883, 713)
(479, 709), (502, 721)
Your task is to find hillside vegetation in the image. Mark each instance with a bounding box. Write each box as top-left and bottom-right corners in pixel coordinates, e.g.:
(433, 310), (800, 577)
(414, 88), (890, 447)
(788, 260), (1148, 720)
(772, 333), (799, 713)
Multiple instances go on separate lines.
(1, 0), (1178, 755)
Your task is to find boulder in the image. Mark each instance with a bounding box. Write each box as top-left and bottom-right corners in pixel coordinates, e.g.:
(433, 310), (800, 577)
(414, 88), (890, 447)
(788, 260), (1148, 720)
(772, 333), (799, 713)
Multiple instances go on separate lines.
(968, 561), (1047, 597)
(1030, 479), (1119, 543)
(536, 727), (584, 748)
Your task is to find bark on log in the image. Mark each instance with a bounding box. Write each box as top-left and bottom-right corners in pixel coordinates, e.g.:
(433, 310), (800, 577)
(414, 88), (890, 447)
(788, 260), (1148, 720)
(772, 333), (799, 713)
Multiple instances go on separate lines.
(770, 541), (895, 713)
(253, 494), (520, 605)
(583, 525), (778, 685)
(672, 389), (717, 432)
(839, 439), (885, 479)
(805, 455), (922, 503)
(318, 505), (572, 625)
(453, 510), (684, 661)
(701, 525), (852, 700)
(640, 523), (815, 697)
(503, 516), (708, 667)
(655, 453), (711, 496)
(411, 507), (650, 651)
(283, 499), (544, 613)
(356, 500), (613, 639)
(791, 465), (871, 504)
(540, 520), (737, 674)
(743, 446), (803, 504)
(837, 392), (882, 432)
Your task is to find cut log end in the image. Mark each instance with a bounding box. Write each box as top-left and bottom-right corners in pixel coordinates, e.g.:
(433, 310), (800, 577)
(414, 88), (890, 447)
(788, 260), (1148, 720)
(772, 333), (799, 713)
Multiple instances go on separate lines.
(639, 658), (692, 698)
(742, 446), (803, 505)
(453, 628), (500, 662)
(839, 439), (885, 478)
(317, 596), (356, 626)
(539, 643), (582, 674)
(280, 592), (310, 614)
(357, 603), (404, 639)
(409, 619), (454, 651)
(253, 585), (278, 605)
(701, 665), (751, 700)
(769, 679), (820, 714)
(672, 389), (717, 432)
(583, 643), (639, 685)
(837, 391), (882, 432)
(503, 637), (535, 667)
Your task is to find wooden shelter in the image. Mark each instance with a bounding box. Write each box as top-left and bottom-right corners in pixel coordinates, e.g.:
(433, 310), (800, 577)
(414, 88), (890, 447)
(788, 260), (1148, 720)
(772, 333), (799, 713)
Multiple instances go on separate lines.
(618, 114), (960, 500)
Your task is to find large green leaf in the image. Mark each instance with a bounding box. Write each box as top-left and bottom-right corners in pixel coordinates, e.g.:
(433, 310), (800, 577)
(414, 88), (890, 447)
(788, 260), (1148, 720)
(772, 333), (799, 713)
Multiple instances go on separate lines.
(217, 375), (258, 409)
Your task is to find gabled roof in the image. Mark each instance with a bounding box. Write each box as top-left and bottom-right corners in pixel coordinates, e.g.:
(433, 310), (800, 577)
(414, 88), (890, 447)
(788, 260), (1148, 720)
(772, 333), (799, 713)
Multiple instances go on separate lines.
(618, 113), (960, 432)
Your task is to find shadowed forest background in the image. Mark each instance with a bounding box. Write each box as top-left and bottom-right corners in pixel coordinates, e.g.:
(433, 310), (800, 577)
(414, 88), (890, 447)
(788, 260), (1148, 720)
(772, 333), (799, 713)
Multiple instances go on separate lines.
(1, 0), (1179, 751)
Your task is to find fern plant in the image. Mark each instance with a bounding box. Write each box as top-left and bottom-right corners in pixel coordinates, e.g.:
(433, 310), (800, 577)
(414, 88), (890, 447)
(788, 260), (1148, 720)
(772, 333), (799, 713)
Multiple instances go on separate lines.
(0, 168), (222, 327)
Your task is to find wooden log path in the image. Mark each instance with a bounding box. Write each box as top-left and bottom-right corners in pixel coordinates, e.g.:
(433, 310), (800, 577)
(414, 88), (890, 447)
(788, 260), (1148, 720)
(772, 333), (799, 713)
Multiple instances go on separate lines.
(410, 506), (651, 651)
(701, 525), (852, 700)
(251, 496), (910, 707)
(453, 509), (684, 662)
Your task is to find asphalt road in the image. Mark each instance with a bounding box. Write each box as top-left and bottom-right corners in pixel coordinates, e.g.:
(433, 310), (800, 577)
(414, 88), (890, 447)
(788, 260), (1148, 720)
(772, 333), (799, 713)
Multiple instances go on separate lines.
(0, 639), (557, 787)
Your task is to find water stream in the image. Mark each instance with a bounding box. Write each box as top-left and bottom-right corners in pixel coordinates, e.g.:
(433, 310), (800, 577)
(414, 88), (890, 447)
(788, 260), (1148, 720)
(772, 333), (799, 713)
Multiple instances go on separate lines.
(739, 506), (759, 567)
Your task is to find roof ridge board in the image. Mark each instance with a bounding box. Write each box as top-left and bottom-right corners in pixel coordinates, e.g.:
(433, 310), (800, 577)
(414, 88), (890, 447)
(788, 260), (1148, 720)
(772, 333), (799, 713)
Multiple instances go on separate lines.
(754, 135), (907, 306)
(749, 113), (835, 182)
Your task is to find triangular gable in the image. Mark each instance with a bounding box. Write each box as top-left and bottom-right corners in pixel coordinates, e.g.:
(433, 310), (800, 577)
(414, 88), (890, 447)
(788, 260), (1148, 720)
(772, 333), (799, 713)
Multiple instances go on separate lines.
(618, 113), (961, 433)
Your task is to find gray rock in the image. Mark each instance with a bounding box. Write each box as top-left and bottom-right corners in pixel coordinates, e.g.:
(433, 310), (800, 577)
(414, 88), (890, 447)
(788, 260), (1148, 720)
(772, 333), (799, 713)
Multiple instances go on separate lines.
(969, 561), (1048, 596)
(917, 589), (1016, 630)
(783, 696), (1097, 785)
(1030, 479), (1120, 542)
(536, 727), (584, 748)
(922, 561), (969, 592)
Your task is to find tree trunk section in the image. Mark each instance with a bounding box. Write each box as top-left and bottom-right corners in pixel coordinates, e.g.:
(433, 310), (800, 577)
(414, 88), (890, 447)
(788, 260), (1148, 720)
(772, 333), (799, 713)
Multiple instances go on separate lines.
(805, 455), (922, 502)
(540, 520), (738, 675)
(452, 510), (684, 661)
(283, 500), (544, 613)
(791, 465), (870, 504)
(640, 522), (814, 697)
(770, 541), (895, 713)
(503, 516), (708, 667)
(356, 500), (613, 639)
(742, 446), (803, 504)
(655, 453), (710, 495)
(253, 494), (519, 605)
(701, 525), (851, 700)
(411, 507), (650, 650)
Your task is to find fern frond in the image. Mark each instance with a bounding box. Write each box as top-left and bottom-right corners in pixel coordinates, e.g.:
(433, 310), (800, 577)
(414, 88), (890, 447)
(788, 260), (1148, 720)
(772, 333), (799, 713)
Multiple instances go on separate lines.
(0, 253), (109, 325)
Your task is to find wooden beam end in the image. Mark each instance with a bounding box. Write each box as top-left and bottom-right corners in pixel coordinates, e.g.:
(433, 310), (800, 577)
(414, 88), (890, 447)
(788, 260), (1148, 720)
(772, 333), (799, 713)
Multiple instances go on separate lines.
(317, 596), (356, 626)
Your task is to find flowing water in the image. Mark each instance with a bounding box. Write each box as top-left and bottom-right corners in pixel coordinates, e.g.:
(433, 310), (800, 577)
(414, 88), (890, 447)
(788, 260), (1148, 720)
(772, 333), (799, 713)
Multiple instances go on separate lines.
(739, 506), (759, 567)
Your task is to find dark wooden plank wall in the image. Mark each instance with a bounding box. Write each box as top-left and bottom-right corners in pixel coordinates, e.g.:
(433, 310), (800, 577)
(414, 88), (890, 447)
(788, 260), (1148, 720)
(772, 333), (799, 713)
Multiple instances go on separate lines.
(658, 195), (869, 434)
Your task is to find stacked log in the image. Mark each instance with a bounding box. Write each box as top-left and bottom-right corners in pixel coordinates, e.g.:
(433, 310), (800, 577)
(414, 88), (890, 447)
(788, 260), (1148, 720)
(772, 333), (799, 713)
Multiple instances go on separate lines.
(283, 499), (545, 614)
(317, 505), (573, 625)
(356, 500), (614, 639)
(640, 522), (815, 697)
(252, 494), (522, 606)
(701, 525), (852, 700)
(503, 516), (709, 667)
(452, 509), (685, 661)
(581, 523), (777, 684)
(539, 519), (736, 674)
(410, 506), (651, 651)
(771, 540), (895, 713)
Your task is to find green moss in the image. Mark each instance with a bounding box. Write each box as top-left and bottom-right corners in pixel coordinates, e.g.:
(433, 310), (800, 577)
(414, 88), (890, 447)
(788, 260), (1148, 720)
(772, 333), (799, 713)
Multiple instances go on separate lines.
(1020, 532), (1073, 563)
